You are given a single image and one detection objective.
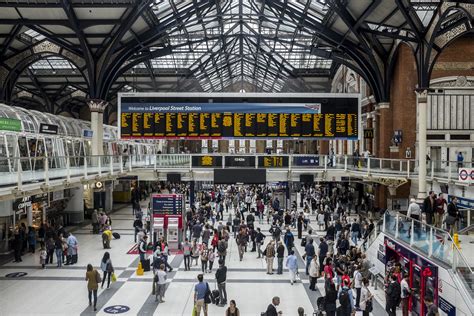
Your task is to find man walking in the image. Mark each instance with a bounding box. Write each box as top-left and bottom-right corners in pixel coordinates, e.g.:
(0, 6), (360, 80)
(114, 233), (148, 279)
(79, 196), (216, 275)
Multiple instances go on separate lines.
(265, 241), (275, 274)
(215, 259), (228, 306)
(255, 228), (265, 258)
(286, 250), (298, 285)
(385, 274), (401, 316)
(304, 239), (315, 275)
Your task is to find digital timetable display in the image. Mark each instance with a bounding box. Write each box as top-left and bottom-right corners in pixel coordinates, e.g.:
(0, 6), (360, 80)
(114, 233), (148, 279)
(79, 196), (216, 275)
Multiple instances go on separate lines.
(119, 93), (360, 140)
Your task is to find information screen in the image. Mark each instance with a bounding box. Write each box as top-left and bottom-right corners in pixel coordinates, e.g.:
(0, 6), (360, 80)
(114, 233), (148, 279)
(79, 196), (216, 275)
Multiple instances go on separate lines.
(152, 194), (183, 215)
(191, 155), (223, 168)
(257, 156), (289, 168)
(119, 93), (359, 140)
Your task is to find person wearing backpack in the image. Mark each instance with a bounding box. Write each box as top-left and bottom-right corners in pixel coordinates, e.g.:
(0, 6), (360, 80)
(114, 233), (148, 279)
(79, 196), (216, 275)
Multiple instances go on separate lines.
(200, 243), (209, 273)
(385, 274), (401, 316)
(337, 279), (354, 316)
(100, 252), (114, 289)
(324, 278), (338, 316)
(217, 238), (228, 264)
(215, 259), (227, 306)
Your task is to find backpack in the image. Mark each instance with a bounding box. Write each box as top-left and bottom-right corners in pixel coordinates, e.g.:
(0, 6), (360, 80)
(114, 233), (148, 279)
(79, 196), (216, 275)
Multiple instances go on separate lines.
(339, 288), (350, 307)
(218, 241), (226, 253)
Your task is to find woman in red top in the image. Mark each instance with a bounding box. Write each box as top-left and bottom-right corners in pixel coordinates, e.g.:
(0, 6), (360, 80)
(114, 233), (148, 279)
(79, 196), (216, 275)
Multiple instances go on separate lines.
(211, 229), (219, 252)
(324, 257), (334, 280)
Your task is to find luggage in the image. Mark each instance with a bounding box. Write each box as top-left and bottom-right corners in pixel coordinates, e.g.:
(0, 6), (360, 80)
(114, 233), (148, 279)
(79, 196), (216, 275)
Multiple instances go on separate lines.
(141, 259), (151, 272)
(113, 232), (121, 239)
(211, 289), (220, 305)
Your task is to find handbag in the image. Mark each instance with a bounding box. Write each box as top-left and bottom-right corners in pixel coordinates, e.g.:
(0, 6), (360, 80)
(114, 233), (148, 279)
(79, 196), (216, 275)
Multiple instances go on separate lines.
(95, 270), (102, 283)
(204, 282), (212, 304)
(111, 272), (117, 282)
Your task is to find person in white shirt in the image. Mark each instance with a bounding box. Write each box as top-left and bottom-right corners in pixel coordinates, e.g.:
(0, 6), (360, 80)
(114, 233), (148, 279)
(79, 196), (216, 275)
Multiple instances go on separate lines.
(353, 264), (363, 308)
(407, 198), (421, 220)
(400, 274), (411, 316)
(155, 264), (167, 302)
(359, 278), (373, 316)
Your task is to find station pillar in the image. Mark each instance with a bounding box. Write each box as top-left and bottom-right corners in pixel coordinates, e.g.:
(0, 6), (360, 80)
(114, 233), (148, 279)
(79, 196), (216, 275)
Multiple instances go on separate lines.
(376, 102), (391, 158)
(416, 90), (428, 200)
(87, 99), (108, 157)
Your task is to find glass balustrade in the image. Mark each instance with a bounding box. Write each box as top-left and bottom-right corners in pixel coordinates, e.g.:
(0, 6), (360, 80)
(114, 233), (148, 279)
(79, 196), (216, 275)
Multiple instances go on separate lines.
(0, 154), (469, 191)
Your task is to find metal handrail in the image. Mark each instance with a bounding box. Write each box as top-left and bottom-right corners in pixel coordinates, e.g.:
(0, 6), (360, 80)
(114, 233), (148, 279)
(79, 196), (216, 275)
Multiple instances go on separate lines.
(385, 211), (473, 276)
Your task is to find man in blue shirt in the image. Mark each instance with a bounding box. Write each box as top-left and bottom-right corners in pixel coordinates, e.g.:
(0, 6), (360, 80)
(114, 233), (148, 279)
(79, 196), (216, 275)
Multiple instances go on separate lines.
(194, 274), (208, 316)
(286, 250), (298, 285)
(304, 239), (316, 275)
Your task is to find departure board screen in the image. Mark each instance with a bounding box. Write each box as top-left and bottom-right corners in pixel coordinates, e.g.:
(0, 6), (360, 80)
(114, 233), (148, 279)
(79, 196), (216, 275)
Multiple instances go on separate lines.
(119, 93), (359, 140)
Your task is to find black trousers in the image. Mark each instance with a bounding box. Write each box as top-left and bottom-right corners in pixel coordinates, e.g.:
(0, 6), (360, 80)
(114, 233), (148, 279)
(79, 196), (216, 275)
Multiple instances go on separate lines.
(309, 276), (317, 290)
(184, 255), (190, 270)
(386, 303), (397, 316)
(102, 271), (111, 288)
(355, 287), (362, 307)
(14, 248), (22, 262)
(88, 289), (97, 308)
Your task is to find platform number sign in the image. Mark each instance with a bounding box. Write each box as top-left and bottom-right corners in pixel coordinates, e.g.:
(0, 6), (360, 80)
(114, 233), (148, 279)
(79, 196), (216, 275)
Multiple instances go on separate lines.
(104, 305), (130, 314)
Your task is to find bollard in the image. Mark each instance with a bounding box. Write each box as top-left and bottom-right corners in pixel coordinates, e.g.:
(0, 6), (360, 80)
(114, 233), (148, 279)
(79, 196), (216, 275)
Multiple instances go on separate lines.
(136, 261), (144, 276)
(453, 233), (461, 249)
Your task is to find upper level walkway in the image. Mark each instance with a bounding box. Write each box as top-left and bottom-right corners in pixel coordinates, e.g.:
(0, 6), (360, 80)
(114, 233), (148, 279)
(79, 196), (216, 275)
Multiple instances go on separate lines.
(0, 153), (471, 200)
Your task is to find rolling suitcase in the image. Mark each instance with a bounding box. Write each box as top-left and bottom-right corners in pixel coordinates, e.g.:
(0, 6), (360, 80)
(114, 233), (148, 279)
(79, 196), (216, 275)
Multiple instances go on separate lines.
(113, 232), (121, 239)
(211, 289), (220, 305)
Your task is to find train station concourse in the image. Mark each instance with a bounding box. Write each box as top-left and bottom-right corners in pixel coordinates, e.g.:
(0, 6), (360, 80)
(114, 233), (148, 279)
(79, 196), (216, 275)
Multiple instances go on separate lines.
(0, 1), (473, 316)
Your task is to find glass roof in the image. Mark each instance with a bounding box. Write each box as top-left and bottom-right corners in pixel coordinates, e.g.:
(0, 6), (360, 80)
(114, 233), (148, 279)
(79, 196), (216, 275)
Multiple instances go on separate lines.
(143, 0), (332, 92)
(29, 56), (78, 70)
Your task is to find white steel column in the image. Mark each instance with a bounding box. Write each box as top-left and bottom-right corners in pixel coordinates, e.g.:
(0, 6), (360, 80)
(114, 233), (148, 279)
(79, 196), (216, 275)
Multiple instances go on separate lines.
(416, 90), (428, 199)
(87, 99), (108, 158)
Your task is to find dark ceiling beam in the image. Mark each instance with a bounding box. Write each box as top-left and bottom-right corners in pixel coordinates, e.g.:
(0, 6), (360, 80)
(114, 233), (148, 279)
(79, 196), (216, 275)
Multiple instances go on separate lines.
(353, 0), (382, 30)
(395, 0), (425, 40)
(26, 68), (54, 112)
(61, 0), (95, 95)
(0, 19), (122, 27)
(0, 2), (136, 8)
(0, 24), (21, 58)
(359, 27), (417, 42)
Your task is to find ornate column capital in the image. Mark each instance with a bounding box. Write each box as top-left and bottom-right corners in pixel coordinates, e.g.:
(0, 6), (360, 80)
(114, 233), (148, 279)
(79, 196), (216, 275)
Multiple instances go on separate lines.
(415, 89), (428, 103)
(375, 102), (390, 110)
(87, 99), (109, 113)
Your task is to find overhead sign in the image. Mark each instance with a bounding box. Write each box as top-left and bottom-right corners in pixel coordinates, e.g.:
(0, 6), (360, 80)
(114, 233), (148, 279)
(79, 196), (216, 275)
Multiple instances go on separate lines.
(83, 130), (93, 138)
(39, 123), (58, 135)
(152, 194), (183, 215)
(258, 156), (289, 168)
(224, 156), (255, 167)
(458, 168), (474, 183)
(293, 156), (319, 166)
(118, 93), (359, 140)
(363, 128), (374, 139)
(191, 155), (222, 168)
(0, 117), (21, 132)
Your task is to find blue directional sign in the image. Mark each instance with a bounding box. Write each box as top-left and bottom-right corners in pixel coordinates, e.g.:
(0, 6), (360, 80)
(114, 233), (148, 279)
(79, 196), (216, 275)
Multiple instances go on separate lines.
(5, 272), (27, 278)
(104, 305), (130, 314)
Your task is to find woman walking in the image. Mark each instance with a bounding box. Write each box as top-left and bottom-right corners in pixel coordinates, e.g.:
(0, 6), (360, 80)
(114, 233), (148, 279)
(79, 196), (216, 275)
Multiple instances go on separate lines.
(100, 252), (114, 289)
(308, 255), (319, 291)
(85, 264), (100, 311)
(200, 243), (209, 273)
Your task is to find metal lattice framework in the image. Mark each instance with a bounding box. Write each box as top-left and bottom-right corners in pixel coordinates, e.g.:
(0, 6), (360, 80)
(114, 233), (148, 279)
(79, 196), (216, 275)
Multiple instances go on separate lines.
(0, 0), (471, 118)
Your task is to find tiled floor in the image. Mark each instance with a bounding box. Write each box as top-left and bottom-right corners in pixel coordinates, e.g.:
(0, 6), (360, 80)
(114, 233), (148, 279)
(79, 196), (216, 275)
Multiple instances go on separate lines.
(0, 199), (396, 315)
